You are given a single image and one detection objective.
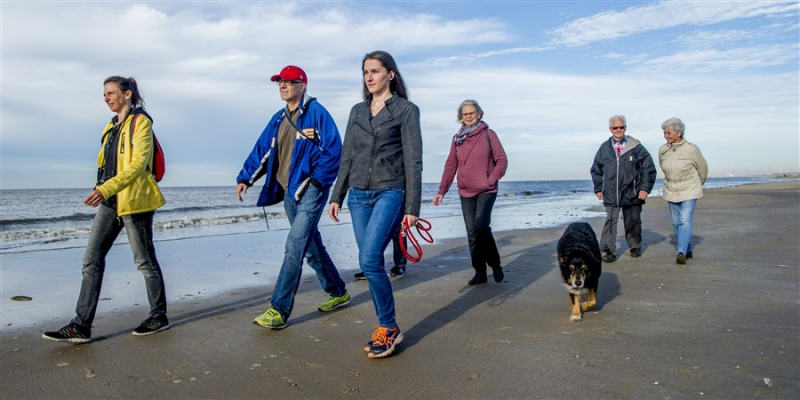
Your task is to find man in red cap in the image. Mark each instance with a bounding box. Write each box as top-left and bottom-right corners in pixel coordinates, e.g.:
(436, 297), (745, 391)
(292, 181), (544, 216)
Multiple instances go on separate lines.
(236, 65), (349, 330)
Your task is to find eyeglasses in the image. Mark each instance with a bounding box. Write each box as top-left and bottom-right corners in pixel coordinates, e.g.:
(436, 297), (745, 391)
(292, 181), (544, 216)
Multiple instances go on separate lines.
(276, 80), (303, 86)
(610, 126), (626, 131)
(462, 111), (479, 118)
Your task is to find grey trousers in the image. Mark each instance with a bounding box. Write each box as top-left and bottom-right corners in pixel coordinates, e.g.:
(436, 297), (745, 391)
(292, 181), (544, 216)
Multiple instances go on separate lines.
(600, 204), (642, 253)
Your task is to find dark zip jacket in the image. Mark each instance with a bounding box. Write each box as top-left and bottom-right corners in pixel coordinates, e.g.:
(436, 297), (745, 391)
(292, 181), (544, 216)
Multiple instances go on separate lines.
(330, 96), (423, 216)
(590, 135), (657, 207)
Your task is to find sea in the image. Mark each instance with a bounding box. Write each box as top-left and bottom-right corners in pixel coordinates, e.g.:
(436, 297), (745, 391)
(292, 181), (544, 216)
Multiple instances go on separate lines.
(0, 177), (774, 254)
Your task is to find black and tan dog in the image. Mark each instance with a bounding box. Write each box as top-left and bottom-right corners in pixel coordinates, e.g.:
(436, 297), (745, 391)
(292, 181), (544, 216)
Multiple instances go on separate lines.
(557, 222), (602, 322)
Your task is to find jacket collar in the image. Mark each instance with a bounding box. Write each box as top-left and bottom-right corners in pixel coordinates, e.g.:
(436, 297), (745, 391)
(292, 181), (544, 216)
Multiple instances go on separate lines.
(354, 94), (400, 133)
(661, 139), (687, 155)
(282, 93), (315, 118)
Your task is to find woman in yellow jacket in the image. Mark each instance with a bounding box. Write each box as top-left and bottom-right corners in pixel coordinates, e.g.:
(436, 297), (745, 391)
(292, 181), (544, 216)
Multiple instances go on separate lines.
(43, 76), (169, 344)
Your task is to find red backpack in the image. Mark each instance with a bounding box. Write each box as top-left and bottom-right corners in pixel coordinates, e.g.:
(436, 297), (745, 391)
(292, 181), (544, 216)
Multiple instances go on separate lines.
(129, 113), (165, 183)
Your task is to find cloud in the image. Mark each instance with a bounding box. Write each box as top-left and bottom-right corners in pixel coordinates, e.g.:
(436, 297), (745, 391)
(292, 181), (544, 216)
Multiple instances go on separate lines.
(414, 45), (553, 67)
(1, 1), (797, 189)
(628, 43), (799, 73)
(550, 1), (799, 46)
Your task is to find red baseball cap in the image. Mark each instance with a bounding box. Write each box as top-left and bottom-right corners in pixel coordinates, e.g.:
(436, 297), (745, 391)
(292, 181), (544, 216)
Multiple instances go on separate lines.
(270, 65), (307, 84)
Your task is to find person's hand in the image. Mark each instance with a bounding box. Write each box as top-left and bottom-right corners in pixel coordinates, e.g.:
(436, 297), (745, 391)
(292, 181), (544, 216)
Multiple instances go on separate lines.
(83, 189), (105, 208)
(329, 203), (340, 222)
(596, 192), (603, 201)
(403, 214), (418, 227)
(236, 183), (248, 202)
(638, 190), (649, 200)
(433, 194), (443, 206)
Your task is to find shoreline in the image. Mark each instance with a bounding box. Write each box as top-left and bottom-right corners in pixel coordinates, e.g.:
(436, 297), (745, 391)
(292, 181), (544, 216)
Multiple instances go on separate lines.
(1, 180), (798, 399)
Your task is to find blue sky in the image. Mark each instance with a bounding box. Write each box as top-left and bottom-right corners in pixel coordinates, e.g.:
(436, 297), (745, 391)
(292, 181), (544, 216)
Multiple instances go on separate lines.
(2, 1), (798, 189)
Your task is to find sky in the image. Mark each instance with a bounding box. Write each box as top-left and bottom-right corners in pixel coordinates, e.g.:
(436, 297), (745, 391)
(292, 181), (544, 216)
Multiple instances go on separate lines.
(1, 0), (798, 189)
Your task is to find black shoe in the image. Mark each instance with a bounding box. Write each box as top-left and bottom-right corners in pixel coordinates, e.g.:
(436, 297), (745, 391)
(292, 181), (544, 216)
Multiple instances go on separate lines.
(630, 248), (641, 258)
(491, 266), (504, 282)
(42, 322), (92, 344)
(389, 265), (406, 277)
(354, 271), (366, 280)
(132, 315), (170, 336)
(686, 251), (693, 259)
(676, 252), (687, 265)
(468, 274), (488, 285)
(602, 250), (617, 263)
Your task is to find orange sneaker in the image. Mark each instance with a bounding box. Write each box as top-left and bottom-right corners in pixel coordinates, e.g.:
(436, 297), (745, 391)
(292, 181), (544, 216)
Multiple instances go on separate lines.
(366, 326), (403, 358)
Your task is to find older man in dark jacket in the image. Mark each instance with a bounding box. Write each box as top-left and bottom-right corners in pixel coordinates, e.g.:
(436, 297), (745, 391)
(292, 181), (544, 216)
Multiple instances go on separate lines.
(590, 115), (657, 262)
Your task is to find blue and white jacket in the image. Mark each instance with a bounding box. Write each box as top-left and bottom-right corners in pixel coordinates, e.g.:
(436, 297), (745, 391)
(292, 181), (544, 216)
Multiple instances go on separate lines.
(236, 94), (342, 207)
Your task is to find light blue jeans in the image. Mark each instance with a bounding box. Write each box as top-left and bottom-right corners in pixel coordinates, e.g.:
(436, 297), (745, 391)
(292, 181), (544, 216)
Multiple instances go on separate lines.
(668, 199), (697, 255)
(74, 204), (166, 327)
(271, 185), (346, 320)
(347, 187), (405, 328)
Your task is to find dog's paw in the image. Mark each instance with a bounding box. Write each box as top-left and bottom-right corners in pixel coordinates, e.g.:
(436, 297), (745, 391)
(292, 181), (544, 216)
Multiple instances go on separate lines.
(581, 302), (595, 312)
(570, 314), (582, 322)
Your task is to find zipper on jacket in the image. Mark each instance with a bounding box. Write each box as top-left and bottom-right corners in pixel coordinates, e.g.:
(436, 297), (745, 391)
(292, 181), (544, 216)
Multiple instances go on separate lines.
(365, 126), (381, 188)
(615, 156), (620, 207)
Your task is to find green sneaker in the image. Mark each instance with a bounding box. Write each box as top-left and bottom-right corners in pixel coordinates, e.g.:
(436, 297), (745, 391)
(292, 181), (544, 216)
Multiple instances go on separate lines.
(253, 308), (287, 330)
(318, 292), (351, 312)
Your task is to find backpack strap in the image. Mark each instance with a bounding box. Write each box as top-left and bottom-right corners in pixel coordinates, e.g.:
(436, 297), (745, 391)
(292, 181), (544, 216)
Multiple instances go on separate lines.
(127, 112), (154, 174)
(486, 128), (496, 166)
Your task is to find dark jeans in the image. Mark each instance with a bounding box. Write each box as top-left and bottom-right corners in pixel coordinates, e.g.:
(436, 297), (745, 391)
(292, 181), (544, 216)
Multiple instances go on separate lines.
(271, 185), (346, 320)
(600, 204), (642, 253)
(74, 204), (167, 327)
(391, 225), (407, 267)
(460, 192), (501, 276)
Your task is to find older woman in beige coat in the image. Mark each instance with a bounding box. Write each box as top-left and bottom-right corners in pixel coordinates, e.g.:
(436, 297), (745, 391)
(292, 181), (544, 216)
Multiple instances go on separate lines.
(659, 117), (708, 265)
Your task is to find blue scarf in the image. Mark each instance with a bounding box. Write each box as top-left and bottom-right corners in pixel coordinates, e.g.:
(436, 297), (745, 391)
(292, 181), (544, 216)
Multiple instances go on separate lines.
(454, 121), (487, 146)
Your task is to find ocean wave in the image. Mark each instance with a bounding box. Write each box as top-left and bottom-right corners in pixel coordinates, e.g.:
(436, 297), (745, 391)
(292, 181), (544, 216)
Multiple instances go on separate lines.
(0, 212), (96, 227)
(0, 212), (288, 243)
(154, 213), (286, 229)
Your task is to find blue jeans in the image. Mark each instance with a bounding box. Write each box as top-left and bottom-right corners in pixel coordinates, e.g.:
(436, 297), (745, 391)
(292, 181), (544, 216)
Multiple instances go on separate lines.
(271, 185), (346, 320)
(74, 204), (166, 327)
(347, 187), (405, 328)
(668, 199), (697, 255)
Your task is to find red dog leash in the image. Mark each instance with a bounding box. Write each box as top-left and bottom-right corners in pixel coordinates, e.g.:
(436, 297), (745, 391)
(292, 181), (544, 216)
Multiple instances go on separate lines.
(399, 218), (433, 263)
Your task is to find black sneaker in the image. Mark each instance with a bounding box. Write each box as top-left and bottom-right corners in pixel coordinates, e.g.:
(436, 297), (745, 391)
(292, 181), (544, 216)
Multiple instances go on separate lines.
(468, 274), (488, 285)
(389, 265), (406, 277)
(686, 251), (693, 259)
(491, 266), (504, 282)
(42, 322), (92, 344)
(602, 250), (617, 263)
(354, 271), (366, 280)
(630, 248), (641, 258)
(132, 315), (170, 336)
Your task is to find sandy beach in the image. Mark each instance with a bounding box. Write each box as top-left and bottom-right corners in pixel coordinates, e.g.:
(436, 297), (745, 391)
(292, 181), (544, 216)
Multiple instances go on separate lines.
(1, 180), (798, 399)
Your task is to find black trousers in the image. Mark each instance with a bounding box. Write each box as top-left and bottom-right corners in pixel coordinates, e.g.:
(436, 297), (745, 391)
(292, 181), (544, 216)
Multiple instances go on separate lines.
(460, 192), (501, 275)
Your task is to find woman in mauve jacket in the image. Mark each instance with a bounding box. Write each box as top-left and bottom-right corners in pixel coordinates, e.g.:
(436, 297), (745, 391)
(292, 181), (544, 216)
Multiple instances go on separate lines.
(329, 51), (422, 359)
(433, 99), (508, 285)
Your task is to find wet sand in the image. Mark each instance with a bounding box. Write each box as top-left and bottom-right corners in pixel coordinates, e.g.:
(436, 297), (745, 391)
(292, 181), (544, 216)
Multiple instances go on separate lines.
(2, 180), (798, 399)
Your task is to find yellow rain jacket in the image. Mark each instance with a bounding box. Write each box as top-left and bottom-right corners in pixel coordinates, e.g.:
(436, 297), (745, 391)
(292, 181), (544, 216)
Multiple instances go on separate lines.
(96, 112), (166, 216)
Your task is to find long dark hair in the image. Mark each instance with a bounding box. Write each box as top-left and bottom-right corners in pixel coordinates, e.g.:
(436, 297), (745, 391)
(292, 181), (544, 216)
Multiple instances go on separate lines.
(361, 50), (408, 101)
(104, 76), (146, 110)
